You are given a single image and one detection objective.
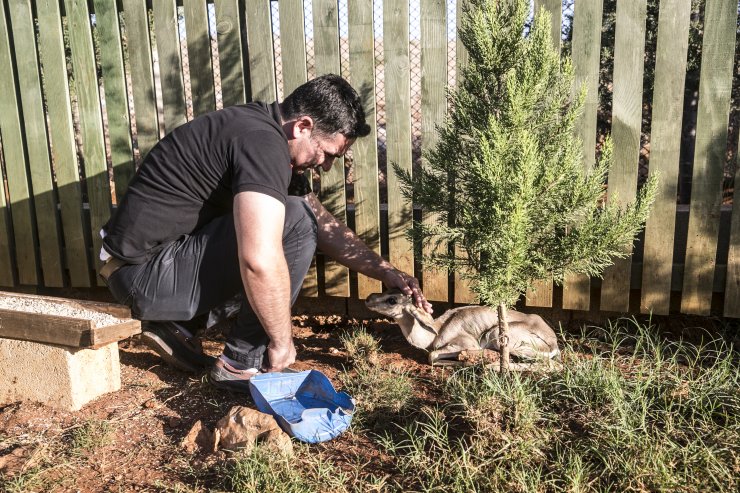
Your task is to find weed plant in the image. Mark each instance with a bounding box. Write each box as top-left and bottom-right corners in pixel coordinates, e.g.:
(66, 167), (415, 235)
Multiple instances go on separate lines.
(1, 465), (51, 493)
(0, 419), (115, 492)
(68, 419), (113, 456)
(223, 444), (388, 493)
(337, 326), (416, 431)
(339, 325), (382, 366)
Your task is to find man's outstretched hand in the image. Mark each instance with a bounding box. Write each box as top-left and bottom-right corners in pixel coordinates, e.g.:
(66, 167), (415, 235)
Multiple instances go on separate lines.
(263, 340), (297, 372)
(381, 268), (433, 314)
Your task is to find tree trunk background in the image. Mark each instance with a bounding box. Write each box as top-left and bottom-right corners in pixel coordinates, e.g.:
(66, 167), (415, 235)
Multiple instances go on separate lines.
(498, 303), (510, 372)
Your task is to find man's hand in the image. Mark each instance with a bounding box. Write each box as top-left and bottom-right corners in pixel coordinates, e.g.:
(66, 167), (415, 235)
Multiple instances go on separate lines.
(263, 340), (297, 372)
(303, 193), (433, 315)
(381, 268), (433, 314)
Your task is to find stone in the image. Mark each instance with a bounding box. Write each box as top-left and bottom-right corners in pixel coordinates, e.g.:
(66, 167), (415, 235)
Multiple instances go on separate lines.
(215, 405), (290, 453)
(0, 338), (120, 411)
(180, 420), (218, 454)
(0, 445), (39, 475)
(260, 428), (294, 456)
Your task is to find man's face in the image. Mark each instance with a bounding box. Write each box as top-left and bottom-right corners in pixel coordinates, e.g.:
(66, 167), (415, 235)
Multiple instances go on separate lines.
(290, 128), (355, 173)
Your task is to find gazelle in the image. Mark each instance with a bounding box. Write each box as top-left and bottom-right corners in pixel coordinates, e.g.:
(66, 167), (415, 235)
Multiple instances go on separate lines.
(365, 289), (560, 366)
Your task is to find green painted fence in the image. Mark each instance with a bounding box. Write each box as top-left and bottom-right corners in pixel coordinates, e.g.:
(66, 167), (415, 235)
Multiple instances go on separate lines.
(0, 0), (737, 318)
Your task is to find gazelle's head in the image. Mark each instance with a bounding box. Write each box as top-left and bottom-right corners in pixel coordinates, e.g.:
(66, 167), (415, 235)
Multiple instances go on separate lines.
(365, 289), (437, 350)
(364, 288), (411, 319)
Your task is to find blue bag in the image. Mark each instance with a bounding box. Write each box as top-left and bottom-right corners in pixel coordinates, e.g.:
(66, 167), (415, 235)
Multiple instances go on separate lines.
(248, 370), (356, 443)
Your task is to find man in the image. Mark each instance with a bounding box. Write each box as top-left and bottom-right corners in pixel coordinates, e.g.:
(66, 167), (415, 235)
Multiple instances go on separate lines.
(100, 74), (432, 392)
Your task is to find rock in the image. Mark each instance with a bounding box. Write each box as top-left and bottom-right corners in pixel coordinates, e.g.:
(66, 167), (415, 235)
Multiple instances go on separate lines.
(260, 428), (294, 456)
(180, 420), (217, 454)
(168, 417), (182, 428)
(0, 446), (40, 475)
(215, 406), (291, 454)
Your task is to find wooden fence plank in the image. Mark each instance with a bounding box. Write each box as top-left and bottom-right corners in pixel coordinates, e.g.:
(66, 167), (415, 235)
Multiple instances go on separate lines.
(313, 0), (349, 297)
(0, 65), (14, 286)
(278, 0), (318, 297)
(8, 0), (64, 287)
(562, 0), (603, 311)
(153, 0), (188, 132)
(122, 0), (159, 162)
(38, 0), (91, 287)
(94, 0), (135, 201)
(681, 0), (738, 315)
(64, 0), (112, 285)
(348, 0), (381, 299)
(0, 172), (15, 287)
(453, 0), (476, 304)
(725, 124), (740, 317)
(0, 0), (37, 285)
(419, 0), (447, 302)
(0, 156), (14, 286)
(600, 0), (646, 312)
(640, 0), (691, 315)
(278, 0), (307, 94)
(184, 0), (215, 115)
(526, 0), (562, 308)
(384, 0), (413, 281)
(245, 0), (276, 102)
(215, 0), (247, 107)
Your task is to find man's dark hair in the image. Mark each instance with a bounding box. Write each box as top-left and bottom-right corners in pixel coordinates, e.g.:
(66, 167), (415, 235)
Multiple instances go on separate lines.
(282, 74), (371, 139)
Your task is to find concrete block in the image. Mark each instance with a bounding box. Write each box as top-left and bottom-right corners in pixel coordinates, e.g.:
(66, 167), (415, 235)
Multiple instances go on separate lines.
(0, 338), (121, 411)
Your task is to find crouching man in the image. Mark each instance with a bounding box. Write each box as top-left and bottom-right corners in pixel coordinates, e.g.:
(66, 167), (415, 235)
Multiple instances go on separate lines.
(100, 74), (432, 392)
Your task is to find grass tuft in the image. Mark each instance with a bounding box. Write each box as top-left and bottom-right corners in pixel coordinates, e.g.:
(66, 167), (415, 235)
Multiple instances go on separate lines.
(68, 419), (114, 456)
(339, 360), (415, 431)
(339, 325), (382, 366)
(222, 444), (383, 493)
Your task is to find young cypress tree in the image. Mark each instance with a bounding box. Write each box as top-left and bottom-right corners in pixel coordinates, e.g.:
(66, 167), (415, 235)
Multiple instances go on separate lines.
(396, 0), (657, 370)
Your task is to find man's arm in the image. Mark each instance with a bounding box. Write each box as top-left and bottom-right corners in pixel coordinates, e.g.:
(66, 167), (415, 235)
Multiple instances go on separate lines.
(303, 192), (432, 313)
(234, 191), (296, 371)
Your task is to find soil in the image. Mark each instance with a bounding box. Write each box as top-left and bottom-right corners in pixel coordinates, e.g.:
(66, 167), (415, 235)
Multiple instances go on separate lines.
(1, 297), (735, 492)
(0, 314), (447, 492)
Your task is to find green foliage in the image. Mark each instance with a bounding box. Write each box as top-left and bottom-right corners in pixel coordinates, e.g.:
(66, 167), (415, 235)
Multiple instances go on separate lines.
(339, 358), (415, 430)
(376, 321), (739, 492)
(68, 419), (113, 456)
(223, 444), (387, 493)
(339, 325), (382, 366)
(224, 446), (316, 493)
(396, 0), (657, 308)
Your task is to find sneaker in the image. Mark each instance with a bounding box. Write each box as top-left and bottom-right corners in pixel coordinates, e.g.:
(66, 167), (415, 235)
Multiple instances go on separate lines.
(140, 321), (216, 373)
(209, 358), (260, 393)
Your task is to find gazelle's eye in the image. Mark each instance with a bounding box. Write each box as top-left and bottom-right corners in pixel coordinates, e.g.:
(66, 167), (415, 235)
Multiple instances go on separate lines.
(387, 297), (397, 305)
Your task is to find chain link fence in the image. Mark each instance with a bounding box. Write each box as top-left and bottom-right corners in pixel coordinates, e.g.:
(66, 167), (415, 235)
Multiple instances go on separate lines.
(177, 5), (194, 122)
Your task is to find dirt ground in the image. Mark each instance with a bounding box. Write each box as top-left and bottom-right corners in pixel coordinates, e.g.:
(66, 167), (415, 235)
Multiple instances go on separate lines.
(1, 293), (736, 493)
(0, 313), (446, 492)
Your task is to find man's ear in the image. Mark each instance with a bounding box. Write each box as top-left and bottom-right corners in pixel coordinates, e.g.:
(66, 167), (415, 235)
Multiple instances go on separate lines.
(292, 116), (314, 138)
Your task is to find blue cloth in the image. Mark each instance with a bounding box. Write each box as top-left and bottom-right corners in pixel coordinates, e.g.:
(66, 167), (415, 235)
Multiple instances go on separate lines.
(249, 370), (355, 443)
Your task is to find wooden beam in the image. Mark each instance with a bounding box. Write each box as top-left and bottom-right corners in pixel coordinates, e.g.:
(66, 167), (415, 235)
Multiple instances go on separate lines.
(0, 291), (140, 348)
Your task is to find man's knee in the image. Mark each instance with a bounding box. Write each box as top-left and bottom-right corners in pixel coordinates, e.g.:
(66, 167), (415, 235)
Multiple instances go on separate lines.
(284, 196), (317, 247)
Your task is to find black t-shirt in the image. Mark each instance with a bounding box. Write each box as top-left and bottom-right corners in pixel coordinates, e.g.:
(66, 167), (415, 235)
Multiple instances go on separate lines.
(103, 101), (309, 264)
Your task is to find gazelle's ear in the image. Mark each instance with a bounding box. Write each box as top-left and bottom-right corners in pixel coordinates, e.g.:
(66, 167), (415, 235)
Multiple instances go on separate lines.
(402, 304), (436, 333)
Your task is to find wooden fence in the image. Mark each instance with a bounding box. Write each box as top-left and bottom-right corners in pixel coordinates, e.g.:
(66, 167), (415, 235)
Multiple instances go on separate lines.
(0, 0), (738, 317)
